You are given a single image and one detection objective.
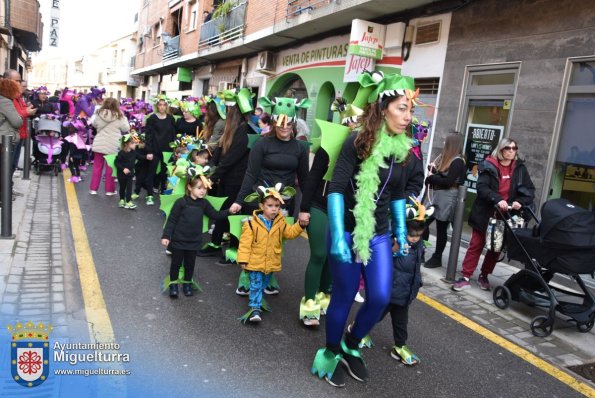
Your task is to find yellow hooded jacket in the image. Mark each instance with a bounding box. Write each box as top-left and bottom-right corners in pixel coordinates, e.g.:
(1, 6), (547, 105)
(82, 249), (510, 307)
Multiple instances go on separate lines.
(237, 210), (303, 274)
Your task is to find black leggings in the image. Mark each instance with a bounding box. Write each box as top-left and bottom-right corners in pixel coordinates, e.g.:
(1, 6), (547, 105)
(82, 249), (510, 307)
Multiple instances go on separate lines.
(170, 248), (197, 282)
(422, 218), (449, 257)
(211, 182), (241, 246)
(382, 304), (409, 347)
(117, 173), (134, 202)
(69, 157), (81, 177)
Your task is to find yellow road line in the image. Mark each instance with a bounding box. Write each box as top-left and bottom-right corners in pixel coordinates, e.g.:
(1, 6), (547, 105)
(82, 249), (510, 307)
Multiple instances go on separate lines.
(63, 172), (116, 344)
(417, 293), (595, 397)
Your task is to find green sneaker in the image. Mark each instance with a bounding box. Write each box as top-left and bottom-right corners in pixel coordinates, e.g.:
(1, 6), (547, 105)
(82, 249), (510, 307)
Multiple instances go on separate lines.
(391, 345), (419, 366)
(118, 199), (125, 208)
(131, 193), (139, 200)
(146, 196), (154, 206)
(125, 201), (137, 209)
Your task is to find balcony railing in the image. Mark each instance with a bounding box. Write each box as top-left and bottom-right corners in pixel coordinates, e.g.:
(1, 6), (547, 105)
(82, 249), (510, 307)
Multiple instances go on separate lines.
(286, 0), (332, 21)
(162, 35), (180, 61)
(198, 2), (247, 50)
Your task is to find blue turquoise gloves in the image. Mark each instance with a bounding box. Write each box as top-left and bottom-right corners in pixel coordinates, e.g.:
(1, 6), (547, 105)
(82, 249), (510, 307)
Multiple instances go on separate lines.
(327, 193), (352, 263)
(391, 199), (407, 257)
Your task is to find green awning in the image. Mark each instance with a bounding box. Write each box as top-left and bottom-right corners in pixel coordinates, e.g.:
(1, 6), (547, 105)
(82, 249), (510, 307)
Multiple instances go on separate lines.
(178, 67), (192, 83)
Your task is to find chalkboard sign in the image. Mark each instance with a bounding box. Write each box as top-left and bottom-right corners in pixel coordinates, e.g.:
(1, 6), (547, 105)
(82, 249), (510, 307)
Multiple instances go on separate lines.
(463, 123), (503, 193)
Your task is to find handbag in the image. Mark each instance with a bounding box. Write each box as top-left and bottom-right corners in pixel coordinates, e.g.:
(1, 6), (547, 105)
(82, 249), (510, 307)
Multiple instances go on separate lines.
(485, 212), (525, 252)
(485, 216), (506, 252)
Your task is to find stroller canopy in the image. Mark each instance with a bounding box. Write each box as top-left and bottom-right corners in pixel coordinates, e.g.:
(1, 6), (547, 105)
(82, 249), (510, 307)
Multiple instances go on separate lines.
(539, 199), (595, 249)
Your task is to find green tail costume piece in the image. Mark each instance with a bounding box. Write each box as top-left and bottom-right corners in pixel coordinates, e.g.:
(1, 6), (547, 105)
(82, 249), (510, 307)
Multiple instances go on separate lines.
(340, 339), (365, 361)
(267, 274), (280, 290)
(237, 270), (250, 290)
(225, 247), (237, 263)
(161, 276), (202, 294)
(238, 308), (259, 324)
(311, 348), (342, 380)
(103, 154), (118, 178)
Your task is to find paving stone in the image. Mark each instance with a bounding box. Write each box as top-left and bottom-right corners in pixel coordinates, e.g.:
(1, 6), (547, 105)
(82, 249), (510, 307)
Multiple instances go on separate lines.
(53, 303), (66, 313)
(5, 284), (19, 294)
(19, 309), (49, 316)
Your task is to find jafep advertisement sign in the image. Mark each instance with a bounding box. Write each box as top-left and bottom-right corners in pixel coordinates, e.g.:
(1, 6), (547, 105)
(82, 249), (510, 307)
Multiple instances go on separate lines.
(347, 19), (386, 60)
(463, 123), (504, 193)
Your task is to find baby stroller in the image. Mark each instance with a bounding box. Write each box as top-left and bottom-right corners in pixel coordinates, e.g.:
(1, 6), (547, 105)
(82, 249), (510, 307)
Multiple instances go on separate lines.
(32, 117), (63, 176)
(492, 198), (595, 337)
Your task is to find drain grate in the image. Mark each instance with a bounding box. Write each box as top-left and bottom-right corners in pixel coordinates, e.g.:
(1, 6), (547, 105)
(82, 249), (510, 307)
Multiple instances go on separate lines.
(568, 362), (595, 383)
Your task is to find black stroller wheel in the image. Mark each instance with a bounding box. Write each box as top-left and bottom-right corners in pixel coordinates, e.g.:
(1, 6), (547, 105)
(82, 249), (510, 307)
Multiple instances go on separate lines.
(493, 285), (511, 309)
(530, 315), (553, 337)
(576, 315), (594, 333)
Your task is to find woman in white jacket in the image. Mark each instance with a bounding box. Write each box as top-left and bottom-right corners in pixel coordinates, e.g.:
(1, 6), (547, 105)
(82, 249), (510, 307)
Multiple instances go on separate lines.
(90, 97), (129, 194)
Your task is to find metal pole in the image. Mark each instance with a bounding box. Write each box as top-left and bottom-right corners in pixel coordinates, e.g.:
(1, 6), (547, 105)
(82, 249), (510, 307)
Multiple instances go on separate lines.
(443, 184), (467, 283)
(1, 134), (15, 239)
(22, 119), (31, 180)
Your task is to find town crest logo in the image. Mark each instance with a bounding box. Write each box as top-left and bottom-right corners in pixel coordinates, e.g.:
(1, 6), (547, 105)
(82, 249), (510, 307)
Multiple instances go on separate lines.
(7, 321), (52, 387)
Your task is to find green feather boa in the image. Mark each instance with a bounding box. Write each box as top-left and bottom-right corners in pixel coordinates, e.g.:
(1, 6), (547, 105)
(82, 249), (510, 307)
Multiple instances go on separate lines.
(352, 124), (412, 263)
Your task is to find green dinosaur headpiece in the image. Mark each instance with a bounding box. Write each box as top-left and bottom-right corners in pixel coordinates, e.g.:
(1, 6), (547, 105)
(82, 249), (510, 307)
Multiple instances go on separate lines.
(330, 98), (364, 126)
(205, 95), (226, 120)
(406, 196), (435, 222)
(356, 70), (417, 104)
(179, 98), (203, 118)
(120, 132), (141, 147)
(151, 94), (174, 106)
(221, 87), (254, 114)
(258, 97), (311, 127)
(244, 182), (297, 205)
(186, 164), (214, 190)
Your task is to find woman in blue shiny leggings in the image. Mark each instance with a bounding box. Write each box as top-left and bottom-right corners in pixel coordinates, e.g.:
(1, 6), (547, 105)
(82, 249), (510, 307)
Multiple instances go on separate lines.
(311, 71), (424, 387)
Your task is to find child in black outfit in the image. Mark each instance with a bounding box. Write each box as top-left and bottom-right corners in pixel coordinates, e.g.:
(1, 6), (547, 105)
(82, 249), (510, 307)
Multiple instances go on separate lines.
(62, 119), (87, 183)
(161, 166), (234, 298)
(114, 133), (141, 209)
(384, 210), (428, 366)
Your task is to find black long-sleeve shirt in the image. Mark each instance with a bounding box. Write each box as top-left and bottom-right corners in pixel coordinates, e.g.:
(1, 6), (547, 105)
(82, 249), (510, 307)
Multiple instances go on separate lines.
(329, 134), (424, 233)
(145, 114), (176, 154)
(210, 122), (250, 186)
(300, 148), (330, 212)
(115, 149), (143, 176)
(162, 196), (229, 250)
(175, 117), (203, 137)
(425, 157), (466, 188)
(236, 135), (309, 205)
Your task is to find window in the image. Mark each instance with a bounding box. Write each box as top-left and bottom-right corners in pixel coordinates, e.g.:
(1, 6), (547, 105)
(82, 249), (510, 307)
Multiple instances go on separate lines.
(187, 0), (198, 31)
(201, 79), (210, 96)
(120, 49), (126, 66)
(458, 64), (520, 235)
(153, 23), (161, 45)
(112, 49), (117, 67)
(546, 59), (595, 210)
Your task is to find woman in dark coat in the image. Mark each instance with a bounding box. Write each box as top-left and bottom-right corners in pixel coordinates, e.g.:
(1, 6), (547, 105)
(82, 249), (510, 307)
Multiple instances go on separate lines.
(452, 137), (535, 291)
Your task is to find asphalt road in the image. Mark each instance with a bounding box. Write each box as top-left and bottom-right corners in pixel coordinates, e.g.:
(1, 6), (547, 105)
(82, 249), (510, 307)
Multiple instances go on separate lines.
(64, 177), (583, 398)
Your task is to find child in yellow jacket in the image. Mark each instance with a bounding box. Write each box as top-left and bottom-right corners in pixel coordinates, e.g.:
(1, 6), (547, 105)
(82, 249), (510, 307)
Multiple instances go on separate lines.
(238, 184), (306, 323)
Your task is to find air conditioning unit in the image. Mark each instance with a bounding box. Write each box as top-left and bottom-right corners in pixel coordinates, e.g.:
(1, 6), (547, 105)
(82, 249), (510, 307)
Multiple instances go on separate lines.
(218, 81), (229, 91)
(256, 51), (275, 73)
(143, 26), (152, 36)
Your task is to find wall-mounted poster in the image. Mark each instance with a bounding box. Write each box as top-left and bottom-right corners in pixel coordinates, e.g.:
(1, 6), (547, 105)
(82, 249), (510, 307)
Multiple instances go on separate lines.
(463, 123), (504, 193)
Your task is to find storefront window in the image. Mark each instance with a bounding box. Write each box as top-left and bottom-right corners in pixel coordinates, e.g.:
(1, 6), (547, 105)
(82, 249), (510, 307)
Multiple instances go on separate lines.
(548, 60), (595, 210)
(458, 65), (519, 237)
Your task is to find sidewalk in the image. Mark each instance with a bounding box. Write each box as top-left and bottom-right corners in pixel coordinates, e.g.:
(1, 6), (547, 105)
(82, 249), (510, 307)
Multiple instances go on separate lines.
(0, 172), (593, 388)
(419, 237), (595, 384)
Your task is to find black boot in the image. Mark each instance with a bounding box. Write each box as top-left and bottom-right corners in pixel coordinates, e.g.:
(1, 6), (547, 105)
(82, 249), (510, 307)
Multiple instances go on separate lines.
(169, 284), (179, 298)
(183, 283), (193, 297)
(424, 254), (442, 268)
(340, 335), (368, 382)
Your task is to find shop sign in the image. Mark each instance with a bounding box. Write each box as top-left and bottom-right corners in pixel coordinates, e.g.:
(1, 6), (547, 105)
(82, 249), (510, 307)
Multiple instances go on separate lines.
(343, 54), (375, 82)
(347, 19), (385, 60)
(463, 123), (503, 193)
(50, 0), (60, 47)
(279, 43), (349, 70)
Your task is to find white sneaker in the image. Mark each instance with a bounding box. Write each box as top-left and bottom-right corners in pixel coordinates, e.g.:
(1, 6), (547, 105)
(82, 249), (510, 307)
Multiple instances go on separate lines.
(354, 291), (365, 303)
(89, 190), (98, 195)
(105, 191), (117, 196)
